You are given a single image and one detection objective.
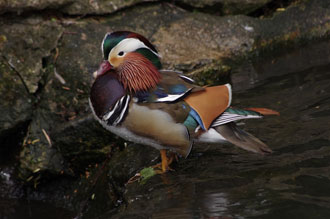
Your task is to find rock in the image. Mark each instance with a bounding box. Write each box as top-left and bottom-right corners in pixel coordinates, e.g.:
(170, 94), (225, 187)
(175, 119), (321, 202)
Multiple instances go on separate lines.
(0, 56), (32, 165)
(256, 0), (330, 51)
(107, 144), (159, 186)
(71, 145), (159, 219)
(50, 116), (115, 169)
(0, 0), (153, 15)
(0, 0), (278, 16)
(179, 0), (272, 15)
(153, 14), (258, 69)
(0, 17), (63, 181)
(18, 109), (65, 181)
(61, 0), (154, 15)
(152, 0), (330, 83)
(0, 0), (70, 14)
(0, 17), (63, 93)
(0, 57), (32, 132)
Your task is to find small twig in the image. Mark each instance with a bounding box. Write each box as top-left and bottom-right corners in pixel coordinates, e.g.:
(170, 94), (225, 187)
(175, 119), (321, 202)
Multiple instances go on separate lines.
(62, 86), (70, 90)
(42, 129), (52, 147)
(54, 68), (66, 84)
(3, 56), (30, 94)
(54, 47), (59, 63)
(126, 173), (141, 184)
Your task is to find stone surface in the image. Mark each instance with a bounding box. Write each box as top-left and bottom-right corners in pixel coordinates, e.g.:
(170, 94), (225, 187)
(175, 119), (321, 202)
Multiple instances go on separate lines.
(0, 0), (273, 16)
(18, 109), (65, 181)
(153, 14), (258, 69)
(71, 145), (159, 219)
(0, 0), (70, 14)
(0, 57), (32, 132)
(0, 0), (153, 15)
(62, 0), (154, 15)
(179, 0), (272, 15)
(0, 17), (63, 93)
(0, 17), (63, 180)
(256, 0), (330, 51)
(0, 56), (32, 165)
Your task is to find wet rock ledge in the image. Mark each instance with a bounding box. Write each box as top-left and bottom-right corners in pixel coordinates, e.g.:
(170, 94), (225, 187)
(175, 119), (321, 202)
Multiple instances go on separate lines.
(0, 0), (329, 218)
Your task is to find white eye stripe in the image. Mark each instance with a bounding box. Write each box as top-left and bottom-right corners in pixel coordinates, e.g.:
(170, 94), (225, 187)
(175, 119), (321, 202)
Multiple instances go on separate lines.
(109, 38), (160, 58)
(101, 32), (111, 57)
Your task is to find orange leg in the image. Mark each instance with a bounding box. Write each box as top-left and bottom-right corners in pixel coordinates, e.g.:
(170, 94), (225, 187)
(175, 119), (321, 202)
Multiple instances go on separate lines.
(168, 151), (178, 164)
(152, 149), (177, 173)
(160, 149), (169, 173)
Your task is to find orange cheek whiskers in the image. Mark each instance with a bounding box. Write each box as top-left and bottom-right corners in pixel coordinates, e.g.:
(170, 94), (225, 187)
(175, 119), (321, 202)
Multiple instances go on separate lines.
(118, 53), (161, 93)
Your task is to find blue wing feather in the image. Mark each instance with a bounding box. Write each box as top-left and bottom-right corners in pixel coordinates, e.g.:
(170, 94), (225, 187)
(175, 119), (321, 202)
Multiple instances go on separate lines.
(169, 84), (189, 94)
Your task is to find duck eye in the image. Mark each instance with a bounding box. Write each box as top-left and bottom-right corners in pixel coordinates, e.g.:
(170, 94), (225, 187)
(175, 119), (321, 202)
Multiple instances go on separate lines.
(118, 51), (124, 56)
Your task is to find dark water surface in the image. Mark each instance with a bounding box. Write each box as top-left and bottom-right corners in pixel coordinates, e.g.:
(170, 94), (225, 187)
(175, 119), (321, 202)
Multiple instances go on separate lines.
(0, 198), (73, 219)
(1, 40), (330, 219)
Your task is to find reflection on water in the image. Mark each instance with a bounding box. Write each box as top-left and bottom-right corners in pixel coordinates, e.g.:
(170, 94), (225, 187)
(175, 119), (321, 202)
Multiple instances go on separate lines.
(201, 192), (230, 217)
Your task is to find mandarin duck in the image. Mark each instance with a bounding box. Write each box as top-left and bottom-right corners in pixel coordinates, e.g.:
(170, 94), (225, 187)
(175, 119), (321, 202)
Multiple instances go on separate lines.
(89, 31), (279, 173)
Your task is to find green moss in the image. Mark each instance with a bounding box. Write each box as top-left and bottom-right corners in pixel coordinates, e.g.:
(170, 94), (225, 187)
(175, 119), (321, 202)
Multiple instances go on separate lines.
(139, 167), (157, 184)
(187, 60), (231, 86)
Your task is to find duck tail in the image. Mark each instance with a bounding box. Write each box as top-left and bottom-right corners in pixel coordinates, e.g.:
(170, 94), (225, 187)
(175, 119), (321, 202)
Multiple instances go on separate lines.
(214, 122), (272, 154)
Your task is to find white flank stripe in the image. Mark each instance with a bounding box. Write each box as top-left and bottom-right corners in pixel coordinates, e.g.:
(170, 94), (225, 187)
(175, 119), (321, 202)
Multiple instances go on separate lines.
(156, 88), (192, 102)
(114, 95), (130, 125)
(102, 96), (124, 121)
(103, 102), (117, 121)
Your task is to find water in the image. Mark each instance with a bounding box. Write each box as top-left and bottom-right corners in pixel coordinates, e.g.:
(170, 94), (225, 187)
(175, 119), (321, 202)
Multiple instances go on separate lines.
(0, 199), (73, 219)
(0, 166), (75, 219)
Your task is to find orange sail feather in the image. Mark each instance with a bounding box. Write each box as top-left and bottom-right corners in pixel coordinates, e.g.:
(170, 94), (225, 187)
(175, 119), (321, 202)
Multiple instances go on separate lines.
(184, 84), (231, 130)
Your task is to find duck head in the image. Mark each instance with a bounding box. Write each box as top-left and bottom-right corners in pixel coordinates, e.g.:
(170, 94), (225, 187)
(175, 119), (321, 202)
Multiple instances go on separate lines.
(95, 31), (162, 93)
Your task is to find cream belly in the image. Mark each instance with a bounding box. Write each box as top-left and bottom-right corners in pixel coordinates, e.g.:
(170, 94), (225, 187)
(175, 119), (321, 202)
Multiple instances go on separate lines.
(122, 103), (192, 157)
